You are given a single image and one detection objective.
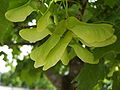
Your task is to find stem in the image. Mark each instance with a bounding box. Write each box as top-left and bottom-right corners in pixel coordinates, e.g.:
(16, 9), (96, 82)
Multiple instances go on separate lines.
(65, 0), (68, 18)
(63, 0), (68, 18)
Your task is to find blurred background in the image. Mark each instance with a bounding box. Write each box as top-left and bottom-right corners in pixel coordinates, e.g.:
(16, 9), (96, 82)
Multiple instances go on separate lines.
(0, 45), (56, 90)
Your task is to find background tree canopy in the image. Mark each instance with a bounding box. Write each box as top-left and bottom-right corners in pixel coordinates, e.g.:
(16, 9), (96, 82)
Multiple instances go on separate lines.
(0, 0), (120, 90)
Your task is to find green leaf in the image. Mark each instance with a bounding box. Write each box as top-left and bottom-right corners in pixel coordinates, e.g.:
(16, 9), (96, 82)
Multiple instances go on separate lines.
(75, 63), (106, 90)
(19, 28), (51, 42)
(5, 0), (35, 22)
(104, 0), (117, 8)
(0, 20), (13, 42)
(70, 41), (99, 64)
(104, 51), (116, 61)
(20, 64), (41, 85)
(112, 71), (120, 90)
(43, 31), (73, 70)
(82, 5), (93, 22)
(16, 59), (41, 85)
(68, 4), (81, 17)
(0, 0), (14, 42)
(30, 20), (67, 68)
(8, 0), (29, 9)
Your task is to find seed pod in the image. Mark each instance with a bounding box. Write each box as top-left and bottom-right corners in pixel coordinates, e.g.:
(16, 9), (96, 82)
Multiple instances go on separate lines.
(80, 35), (117, 47)
(43, 31), (73, 70)
(30, 20), (67, 68)
(67, 17), (117, 47)
(66, 17), (80, 29)
(5, 0), (35, 22)
(71, 24), (114, 43)
(70, 42), (99, 64)
(37, 11), (52, 32)
(61, 49), (69, 65)
(19, 28), (51, 42)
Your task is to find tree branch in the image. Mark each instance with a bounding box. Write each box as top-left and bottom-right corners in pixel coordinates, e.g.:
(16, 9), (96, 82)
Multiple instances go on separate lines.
(14, 25), (37, 29)
(81, 0), (88, 15)
(45, 70), (62, 90)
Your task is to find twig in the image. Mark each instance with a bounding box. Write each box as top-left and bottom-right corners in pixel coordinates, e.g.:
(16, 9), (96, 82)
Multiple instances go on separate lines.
(14, 25), (37, 29)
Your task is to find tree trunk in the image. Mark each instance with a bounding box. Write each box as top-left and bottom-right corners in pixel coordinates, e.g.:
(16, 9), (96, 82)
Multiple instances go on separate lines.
(45, 57), (84, 90)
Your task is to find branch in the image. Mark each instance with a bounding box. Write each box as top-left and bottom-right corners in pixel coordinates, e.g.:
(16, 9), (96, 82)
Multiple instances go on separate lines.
(14, 25), (37, 29)
(45, 70), (62, 90)
(0, 42), (36, 46)
(81, 0), (88, 15)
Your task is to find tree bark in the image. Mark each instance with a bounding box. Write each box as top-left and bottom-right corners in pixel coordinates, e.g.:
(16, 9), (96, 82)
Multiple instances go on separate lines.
(45, 57), (84, 90)
(45, 69), (62, 90)
(62, 57), (84, 90)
